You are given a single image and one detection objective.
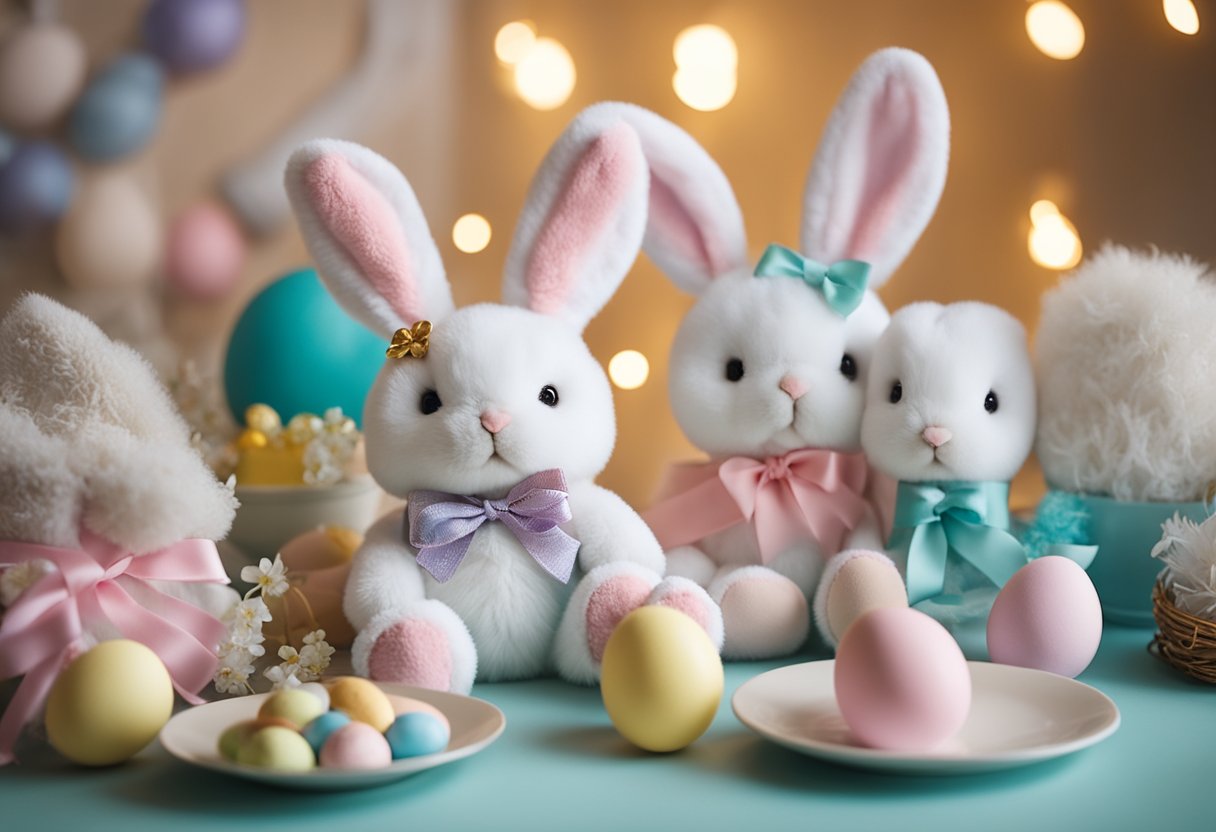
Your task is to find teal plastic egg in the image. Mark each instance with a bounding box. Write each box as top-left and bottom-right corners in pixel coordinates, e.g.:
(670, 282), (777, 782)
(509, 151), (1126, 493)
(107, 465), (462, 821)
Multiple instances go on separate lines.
(68, 54), (163, 162)
(301, 710), (351, 755)
(223, 269), (384, 427)
(385, 711), (450, 759)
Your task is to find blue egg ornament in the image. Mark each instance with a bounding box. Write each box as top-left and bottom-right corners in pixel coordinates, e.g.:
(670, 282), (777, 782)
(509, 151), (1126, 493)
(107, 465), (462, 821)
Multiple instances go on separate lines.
(301, 710), (352, 755)
(143, 0), (246, 74)
(68, 54), (163, 162)
(0, 140), (74, 234)
(223, 268), (385, 428)
(385, 712), (450, 759)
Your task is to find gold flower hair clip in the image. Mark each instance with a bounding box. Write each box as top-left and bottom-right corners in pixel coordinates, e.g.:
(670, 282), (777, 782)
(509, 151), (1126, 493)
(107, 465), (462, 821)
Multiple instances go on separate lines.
(386, 320), (432, 359)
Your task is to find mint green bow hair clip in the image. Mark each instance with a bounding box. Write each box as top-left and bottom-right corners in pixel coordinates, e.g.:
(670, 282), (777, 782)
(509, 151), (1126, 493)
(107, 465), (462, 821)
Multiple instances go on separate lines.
(753, 243), (871, 318)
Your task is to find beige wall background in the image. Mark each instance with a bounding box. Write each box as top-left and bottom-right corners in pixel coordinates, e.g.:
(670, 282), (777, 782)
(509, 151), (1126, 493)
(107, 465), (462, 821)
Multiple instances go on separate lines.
(1, 0), (1213, 509)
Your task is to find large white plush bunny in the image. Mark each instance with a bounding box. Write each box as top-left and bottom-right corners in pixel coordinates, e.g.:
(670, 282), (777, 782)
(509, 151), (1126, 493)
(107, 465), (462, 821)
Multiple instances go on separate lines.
(816, 302), (1099, 672)
(627, 48), (950, 659)
(284, 111), (723, 693)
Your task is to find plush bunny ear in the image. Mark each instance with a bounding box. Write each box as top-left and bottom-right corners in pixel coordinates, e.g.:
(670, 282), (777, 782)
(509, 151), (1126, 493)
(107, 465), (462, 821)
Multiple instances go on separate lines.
(602, 103), (749, 295)
(285, 139), (454, 339)
(502, 110), (650, 331)
(800, 47), (950, 291)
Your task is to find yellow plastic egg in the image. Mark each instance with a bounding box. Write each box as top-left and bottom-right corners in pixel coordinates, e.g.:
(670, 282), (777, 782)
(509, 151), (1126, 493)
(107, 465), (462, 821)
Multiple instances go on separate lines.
(326, 676), (395, 732)
(45, 639), (174, 766)
(600, 606), (723, 752)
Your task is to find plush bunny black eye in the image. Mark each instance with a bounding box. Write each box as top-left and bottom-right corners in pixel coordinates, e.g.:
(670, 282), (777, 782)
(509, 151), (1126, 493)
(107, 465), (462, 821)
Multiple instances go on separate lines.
(539, 385), (560, 407)
(419, 389), (442, 415)
(889, 380), (903, 404)
(725, 357), (745, 382)
(984, 390), (999, 414)
(839, 353), (857, 381)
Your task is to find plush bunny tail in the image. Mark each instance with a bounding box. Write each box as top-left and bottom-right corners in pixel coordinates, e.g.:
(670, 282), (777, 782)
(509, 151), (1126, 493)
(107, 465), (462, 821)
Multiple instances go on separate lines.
(801, 47), (950, 291)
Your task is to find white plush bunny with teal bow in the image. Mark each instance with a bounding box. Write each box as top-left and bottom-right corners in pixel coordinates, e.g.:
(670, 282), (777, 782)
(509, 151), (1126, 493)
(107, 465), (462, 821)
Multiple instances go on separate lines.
(612, 47), (951, 659)
(284, 108), (724, 693)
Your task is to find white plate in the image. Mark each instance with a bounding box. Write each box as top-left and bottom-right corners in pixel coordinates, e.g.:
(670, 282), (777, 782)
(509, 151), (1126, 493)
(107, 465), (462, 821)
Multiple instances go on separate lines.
(732, 660), (1119, 775)
(159, 682), (505, 790)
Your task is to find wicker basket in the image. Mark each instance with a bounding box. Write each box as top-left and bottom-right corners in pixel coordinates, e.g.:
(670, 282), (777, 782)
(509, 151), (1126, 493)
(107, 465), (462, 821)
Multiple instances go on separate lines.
(1150, 581), (1216, 684)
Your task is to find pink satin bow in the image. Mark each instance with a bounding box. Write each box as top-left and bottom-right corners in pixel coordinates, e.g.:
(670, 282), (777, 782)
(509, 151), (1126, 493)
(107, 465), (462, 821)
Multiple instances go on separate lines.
(0, 532), (230, 765)
(643, 448), (871, 563)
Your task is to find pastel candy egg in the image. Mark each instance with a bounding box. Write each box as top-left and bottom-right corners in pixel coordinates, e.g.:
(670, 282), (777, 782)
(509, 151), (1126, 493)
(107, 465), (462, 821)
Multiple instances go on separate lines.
(600, 606), (724, 753)
(0, 23), (87, 130)
(44, 639), (174, 766)
(326, 676), (394, 732)
(218, 717), (297, 760)
(258, 688), (327, 729)
(236, 726), (315, 772)
(0, 140), (74, 234)
(386, 694), (449, 729)
(385, 712), (450, 759)
(987, 556), (1102, 678)
(68, 54), (163, 162)
(142, 0), (246, 74)
(834, 607), (972, 752)
(55, 170), (160, 290)
(318, 722), (392, 770)
(301, 711), (351, 755)
(298, 681), (331, 712)
(164, 200), (246, 299)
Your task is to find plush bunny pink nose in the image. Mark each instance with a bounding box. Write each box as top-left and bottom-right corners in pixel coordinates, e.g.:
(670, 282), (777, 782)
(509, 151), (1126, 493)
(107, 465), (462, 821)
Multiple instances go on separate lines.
(779, 375), (808, 400)
(922, 426), (953, 448)
(480, 409), (512, 434)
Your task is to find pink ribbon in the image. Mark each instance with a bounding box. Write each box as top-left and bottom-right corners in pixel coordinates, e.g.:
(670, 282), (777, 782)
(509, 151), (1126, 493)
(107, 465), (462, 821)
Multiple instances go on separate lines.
(643, 448), (871, 563)
(0, 532), (229, 765)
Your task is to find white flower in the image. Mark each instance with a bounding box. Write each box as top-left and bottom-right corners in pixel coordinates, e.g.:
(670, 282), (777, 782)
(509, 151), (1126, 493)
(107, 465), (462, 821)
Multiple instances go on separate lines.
(213, 656), (255, 695)
(264, 659), (302, 690)
(241, 555), (289, 598)
(224, 596), (273, 637)
(0, 559), (54, 607)
(298, 630), (335, 678)
(218, 640), (264, 662)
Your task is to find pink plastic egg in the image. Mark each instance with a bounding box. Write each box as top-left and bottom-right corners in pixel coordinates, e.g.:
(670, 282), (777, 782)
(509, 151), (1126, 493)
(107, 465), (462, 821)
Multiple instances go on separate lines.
(318, 721), (392, 770)
(165, 200), (245, 299)
(834, 607), (971, 751)
(987, 556), (1102, 678)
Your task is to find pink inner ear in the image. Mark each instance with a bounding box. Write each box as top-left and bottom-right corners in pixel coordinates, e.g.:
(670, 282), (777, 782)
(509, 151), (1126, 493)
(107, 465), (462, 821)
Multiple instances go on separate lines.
(526, 123), (641, 315)
(648, 176), (715, 277)
(846, 78), (921, 260)
(303, 154), (422, 324)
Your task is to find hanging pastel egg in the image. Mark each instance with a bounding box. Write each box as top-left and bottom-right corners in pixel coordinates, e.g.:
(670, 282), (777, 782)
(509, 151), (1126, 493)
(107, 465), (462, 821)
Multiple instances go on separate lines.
(165, 200), (246, 299)
(0, 23), (87, 130)
(142, 0), (247, 75)
(68, 54), (163, 163)
(224, 269), (384, 429)
(0, 140), (74, 235)
(55, 170), (161, 289)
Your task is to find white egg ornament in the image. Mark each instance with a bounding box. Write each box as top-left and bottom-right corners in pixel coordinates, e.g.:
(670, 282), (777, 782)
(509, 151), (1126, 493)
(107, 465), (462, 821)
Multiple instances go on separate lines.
(44, 639), (174, 766)
(987, 556), (1102, 678)
(834, 607), (971, 752)
(600, 606), (723, 753)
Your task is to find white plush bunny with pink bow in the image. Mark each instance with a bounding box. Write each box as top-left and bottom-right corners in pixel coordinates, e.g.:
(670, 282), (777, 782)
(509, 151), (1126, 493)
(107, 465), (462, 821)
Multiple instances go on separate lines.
(630, 48), (950, 658)
(284, 109), (723, 693)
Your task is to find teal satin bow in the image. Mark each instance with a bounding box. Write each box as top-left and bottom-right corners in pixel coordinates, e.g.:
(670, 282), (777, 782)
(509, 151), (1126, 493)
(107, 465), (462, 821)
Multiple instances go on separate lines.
(891, 480), (1097, 607)
(752, 243), (870, 318)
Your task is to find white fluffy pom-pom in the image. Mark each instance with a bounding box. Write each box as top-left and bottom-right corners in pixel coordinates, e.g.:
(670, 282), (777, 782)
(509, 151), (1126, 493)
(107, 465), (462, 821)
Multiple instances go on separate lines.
(1036, 244), (1216, 502)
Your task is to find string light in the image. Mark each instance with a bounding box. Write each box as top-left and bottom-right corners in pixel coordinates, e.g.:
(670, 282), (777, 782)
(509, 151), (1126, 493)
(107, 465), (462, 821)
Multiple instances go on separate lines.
(495, 21), (536, 64)
(513, 37), (576, 110)
(452, 213), (492, 254)
(1163, 0), (1200, 34)
(1025, 1), (1085, 60)
(1028, 200), (1082, 270)
(608, 350), (650, 390)
(672, 25), (737, 112)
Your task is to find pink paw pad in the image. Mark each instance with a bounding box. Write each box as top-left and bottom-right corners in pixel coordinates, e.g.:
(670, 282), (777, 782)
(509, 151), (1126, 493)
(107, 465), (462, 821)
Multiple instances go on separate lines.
(586, 575), (653, 662)
(367, 618), (453, 691)
(653, 589), (714, 635)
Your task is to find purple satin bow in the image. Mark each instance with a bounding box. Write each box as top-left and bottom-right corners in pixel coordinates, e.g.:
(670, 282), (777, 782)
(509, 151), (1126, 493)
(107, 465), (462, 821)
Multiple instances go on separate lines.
(407, 469), (580, 583)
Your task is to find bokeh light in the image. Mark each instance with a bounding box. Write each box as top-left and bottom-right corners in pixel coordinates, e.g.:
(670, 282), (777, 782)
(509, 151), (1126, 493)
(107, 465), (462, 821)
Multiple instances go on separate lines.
(1028, 200), (1083, 270)
(1025, 1), (1086, 60)
(608, 350), (650, 390)
(513, 37), (576, 110)
(452, 213), (492, 254)
(495, 21), (536, 64)
(1163, 0), (1200, 34)
(672, 24), (738, 112)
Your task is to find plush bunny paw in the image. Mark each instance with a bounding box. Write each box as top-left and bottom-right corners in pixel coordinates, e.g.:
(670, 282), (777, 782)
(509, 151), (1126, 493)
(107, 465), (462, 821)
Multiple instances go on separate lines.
(709, 566), (810, 660)
(813, 550), (907, 648)
(352, 602), (477, 694)
(646, 576), (724, 651)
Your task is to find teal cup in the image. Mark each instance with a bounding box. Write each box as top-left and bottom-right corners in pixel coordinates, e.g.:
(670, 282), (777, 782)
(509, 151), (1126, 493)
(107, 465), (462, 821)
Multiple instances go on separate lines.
(1075, 492), (1209, 627)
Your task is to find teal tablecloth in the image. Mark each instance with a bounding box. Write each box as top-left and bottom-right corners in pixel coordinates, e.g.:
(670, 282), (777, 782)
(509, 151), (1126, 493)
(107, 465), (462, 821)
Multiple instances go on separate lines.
(1, 627), (1209, 831)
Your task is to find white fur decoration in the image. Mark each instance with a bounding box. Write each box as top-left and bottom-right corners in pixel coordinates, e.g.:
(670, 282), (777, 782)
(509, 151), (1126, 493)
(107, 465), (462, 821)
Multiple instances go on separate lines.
(286, 109), (719, 690)
(1036, 244), (1216, 502)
